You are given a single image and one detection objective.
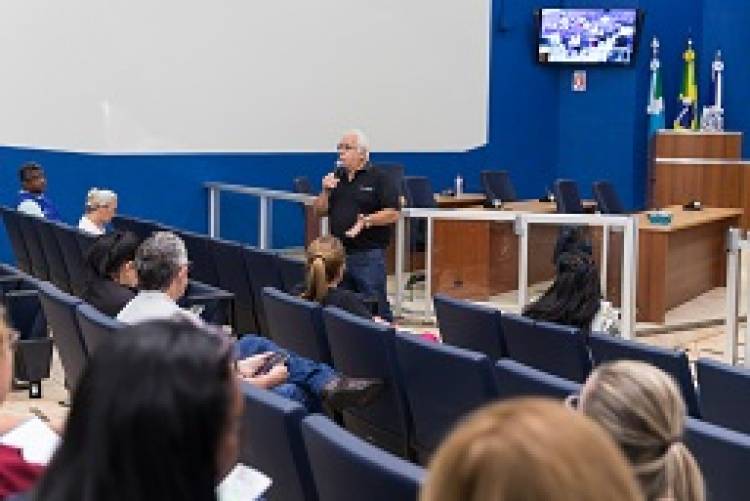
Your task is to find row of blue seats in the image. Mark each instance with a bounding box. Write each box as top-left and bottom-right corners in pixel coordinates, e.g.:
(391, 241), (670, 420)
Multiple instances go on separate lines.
(434, 293), (750, 436)
(111, 214), (306, 336)
(0, 206), (236, 328)
(241, 322), (750, 501)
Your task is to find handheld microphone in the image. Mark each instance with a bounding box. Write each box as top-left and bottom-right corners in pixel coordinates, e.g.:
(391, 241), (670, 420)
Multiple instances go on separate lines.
(334, 160), (346, 179)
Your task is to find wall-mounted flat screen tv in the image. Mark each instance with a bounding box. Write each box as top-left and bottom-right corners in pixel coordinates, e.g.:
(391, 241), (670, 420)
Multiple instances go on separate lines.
(537, 8), (641, 65)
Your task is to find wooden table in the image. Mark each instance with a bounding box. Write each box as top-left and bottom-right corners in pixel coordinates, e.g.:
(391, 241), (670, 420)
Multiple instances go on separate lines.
(637, 206), (742, 323)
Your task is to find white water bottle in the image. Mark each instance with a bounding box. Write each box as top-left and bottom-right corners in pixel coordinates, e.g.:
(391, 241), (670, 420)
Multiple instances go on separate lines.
(455, 174), (464, 197)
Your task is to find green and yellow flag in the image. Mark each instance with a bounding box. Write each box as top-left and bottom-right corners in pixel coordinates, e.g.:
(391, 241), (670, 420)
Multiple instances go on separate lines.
(674, 38), (698, 130)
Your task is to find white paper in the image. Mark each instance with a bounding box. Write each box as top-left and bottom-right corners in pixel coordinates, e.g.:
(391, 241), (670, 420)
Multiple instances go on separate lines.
(217, 463), (272, 501)
(0, 417), (60, 465)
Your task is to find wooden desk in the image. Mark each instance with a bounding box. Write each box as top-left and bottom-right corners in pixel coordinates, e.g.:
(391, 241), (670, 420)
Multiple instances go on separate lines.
(431, 201), (560, 299)
(434, 194), (485, 208)
(637, 206), (742, 323)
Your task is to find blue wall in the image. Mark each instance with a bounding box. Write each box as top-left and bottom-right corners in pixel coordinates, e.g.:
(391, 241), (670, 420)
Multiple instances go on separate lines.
(0, 0), (746, 264)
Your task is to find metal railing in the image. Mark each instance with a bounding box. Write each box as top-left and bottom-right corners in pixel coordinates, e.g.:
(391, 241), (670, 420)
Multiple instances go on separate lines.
(204, 182), (328, 248)
(725, 228), (747, 366)
(394, 209), (638, 339)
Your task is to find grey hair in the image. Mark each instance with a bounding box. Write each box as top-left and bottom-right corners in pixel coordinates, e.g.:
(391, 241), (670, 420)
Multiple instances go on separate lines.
(344, 129), (370, 160)
(85, 188), (118, 212)
(135, 231), (189, 291)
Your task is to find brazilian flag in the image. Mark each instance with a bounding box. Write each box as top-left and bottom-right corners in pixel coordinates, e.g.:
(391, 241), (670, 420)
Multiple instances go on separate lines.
(674, 39), (698, 130)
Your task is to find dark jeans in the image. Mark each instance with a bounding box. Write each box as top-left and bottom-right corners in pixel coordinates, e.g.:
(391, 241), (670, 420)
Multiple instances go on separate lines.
(342, 247), (393, 322)
(235, 335), (337, 411)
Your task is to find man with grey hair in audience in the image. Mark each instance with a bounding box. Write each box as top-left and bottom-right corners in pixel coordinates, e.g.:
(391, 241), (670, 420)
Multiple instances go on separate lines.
(117, 231), (382, 412)
(314, 129), (399, 321)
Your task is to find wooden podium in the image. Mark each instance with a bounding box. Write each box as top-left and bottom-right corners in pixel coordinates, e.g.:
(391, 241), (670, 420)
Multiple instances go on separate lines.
(649, 131), (750, 228)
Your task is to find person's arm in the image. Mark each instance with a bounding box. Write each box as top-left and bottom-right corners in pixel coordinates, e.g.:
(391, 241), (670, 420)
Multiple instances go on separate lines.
(345, 172), (400, 237)
(313, 173), (339, 216)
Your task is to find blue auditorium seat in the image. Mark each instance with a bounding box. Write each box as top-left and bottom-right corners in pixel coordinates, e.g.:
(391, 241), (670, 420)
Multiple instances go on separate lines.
(697, 358), (750, 434)
(685, 417), (750, 501)
(239, 383), (317, 501)
(178, 230), (221, 288)
(242, 247), (284, 336)
(211, 238), (258, 335)
(262, 287), (331, 364)
(495, 359), (580, 400)
(75, 304), (124, 355)
(394, 331), (498, 463)
(0, 206), (32, 273)
(589, 332), (700, 417)
(179, 280), (235, 327)
(433, 293), (506, 359)
(592, 180), (625, 214)
(277, 254), (306, 294)
(321, 307), (412, 457)
(50, 221), (91, 297)
(15, 213), (50, 280)
(37, 282), (87, 392)
(300, 414), (425, 501)
(502, 314), (591, 382)
(37, 219), (73, 293)
(480, 170), (517, 203)
(553, 178), (584, 214)
(73, 228), (96, 258)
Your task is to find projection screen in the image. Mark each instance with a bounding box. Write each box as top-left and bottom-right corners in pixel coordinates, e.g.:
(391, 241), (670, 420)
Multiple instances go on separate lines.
(0, 1), (490, 153)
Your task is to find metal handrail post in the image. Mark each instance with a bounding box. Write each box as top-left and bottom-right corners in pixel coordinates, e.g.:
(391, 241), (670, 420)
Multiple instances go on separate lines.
(725, 228), (741, 365)
(259, 196), (271, 249)
(620, 216), (637, 340)
(208, 186), (220, 238)
(601, 224), (609, 295)
(516, 216), (529, 308)
(424, 216), (434, 322)
(394, 215), (405, 317)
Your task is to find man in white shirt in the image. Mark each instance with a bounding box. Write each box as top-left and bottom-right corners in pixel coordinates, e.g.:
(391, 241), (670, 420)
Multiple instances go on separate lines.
(78, 188), (118, 236)
(118, 231), (382, 411)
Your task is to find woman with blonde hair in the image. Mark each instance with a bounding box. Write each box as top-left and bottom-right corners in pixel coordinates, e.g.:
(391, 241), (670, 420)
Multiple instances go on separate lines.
(78, 188), (118, 235)
(577, 361), (705, 501)
(301, 235), (374, 320)
(421, 398), (643, 501)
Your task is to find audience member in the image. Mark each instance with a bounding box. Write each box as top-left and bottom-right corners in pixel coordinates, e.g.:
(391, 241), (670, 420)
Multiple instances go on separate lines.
(81, 230), (139, 316)
(78, 188), (117, 235)
(301, 235), (374, 320)
(420, 398), (643, 501)
(16, 162), (60, 220)
(0, 309), (45, 498)
(117, 231), (382, 412)
(34, 319), (256, 501)
(313, 130), (399, 321)
(575, 361), (705, 501)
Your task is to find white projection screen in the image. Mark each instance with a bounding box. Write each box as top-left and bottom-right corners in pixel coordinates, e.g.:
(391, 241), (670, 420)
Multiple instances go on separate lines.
(0, 1), (490, 153)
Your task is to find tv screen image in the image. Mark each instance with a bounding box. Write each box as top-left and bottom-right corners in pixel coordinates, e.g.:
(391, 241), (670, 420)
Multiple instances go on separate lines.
(538, 8), (639, 65)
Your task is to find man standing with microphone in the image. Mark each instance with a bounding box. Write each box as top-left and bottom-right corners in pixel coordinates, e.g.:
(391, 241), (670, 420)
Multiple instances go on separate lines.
(314, 130), (399, 321)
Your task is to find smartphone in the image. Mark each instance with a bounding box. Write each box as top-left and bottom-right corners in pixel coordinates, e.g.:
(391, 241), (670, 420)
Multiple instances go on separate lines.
(189, 304), (206, 316)
(253, 352), (289, 377)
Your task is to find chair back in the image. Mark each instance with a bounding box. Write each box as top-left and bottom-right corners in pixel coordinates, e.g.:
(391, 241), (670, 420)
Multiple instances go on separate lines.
(321, 307), (411, 456)
(211, 238), (258, 334)
(685, 417), (750, 501)
(553, 179), (584, 214)
(0, 207), (32, 273)
(697, 358), (750, 434)
(480, 170), (517, 203)
(589, 332), (700, 417)
(277, 254), (306, 294)
(180, 280), (234, 327)
(262, 287), (331, 364)
(495, 359), (580, 401)
(242, 247), (284, 336)
(239, 383), (317, 501)
(293, 176), (313, 195)
(403, 176), (437, 208)
(37, 219), (72, 293)
(434, 294), (506, 359)
(502, 314), (591, 382)
(592, 180), (625, 214)
(300, 414), (425, 501)
(37, 282), (87, 391)
(75, 303), (123, 355)
(394, 331), (497, 463)
(16, 213), (50, 280)
(50, 222), (91, 297)
(179, 230), (220, 287)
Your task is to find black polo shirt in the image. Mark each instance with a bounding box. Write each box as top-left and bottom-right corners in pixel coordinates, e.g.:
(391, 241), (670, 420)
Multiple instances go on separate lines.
(328, 163), (399, 252)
